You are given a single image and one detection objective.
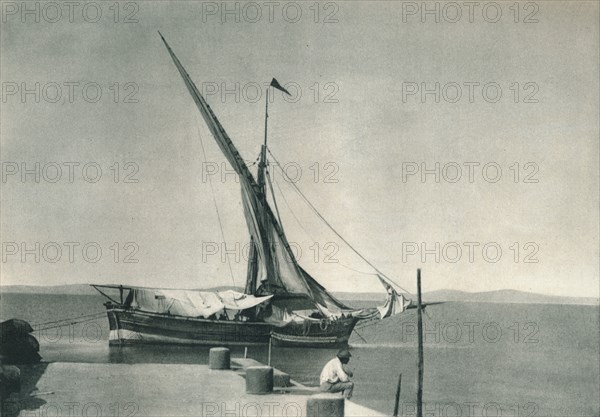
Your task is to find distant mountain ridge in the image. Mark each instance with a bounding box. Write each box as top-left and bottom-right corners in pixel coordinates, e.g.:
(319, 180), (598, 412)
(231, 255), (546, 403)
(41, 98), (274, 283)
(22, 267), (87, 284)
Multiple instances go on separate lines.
(334, 289), (599, 306)
(1, 284), (597, 305)
(0, 284), (244, 296)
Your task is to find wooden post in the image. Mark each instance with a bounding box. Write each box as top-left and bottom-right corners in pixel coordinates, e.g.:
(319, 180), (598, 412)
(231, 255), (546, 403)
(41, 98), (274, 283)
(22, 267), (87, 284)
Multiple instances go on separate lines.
(416, 269), (423, 417)
(267, 334), (272, 366)
(393, 373), (402, 416)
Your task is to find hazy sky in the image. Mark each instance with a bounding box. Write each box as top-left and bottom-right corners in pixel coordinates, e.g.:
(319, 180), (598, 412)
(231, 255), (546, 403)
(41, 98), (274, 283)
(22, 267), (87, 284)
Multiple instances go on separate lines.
(1, 1), (598, 297)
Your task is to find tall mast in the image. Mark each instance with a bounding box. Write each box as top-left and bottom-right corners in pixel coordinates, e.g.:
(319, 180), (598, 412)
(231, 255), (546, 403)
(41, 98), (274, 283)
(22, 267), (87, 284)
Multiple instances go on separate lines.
(257, 88), (269, 196)
(246, 87), (269, 294)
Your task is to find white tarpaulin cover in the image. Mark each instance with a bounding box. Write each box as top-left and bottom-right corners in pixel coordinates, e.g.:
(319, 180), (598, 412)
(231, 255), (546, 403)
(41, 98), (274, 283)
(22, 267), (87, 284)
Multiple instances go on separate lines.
(129, 288), (273, 318)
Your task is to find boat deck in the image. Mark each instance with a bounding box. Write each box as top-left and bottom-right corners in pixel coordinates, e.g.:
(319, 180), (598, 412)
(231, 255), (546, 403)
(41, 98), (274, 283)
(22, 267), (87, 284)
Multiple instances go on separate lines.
(3, 361), (385, 416)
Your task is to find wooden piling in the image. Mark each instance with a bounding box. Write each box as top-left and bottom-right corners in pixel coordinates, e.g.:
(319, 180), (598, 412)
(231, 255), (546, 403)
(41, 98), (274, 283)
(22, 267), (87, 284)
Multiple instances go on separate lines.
(267, 335), (272, 366)
(416, 269), (423, 417)
(393, 373), (402, 416)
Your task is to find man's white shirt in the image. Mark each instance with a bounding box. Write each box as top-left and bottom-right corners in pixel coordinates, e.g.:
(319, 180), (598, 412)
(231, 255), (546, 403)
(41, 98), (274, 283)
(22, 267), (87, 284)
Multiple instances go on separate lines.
(320, 357), (349, 384)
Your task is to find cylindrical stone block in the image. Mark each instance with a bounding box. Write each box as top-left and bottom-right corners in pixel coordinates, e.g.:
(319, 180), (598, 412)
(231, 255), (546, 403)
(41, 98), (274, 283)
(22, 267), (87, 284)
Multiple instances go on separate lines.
(245, 365), (273, 394)
(209, 347), (230, 370)
(307, 394), (345, 417)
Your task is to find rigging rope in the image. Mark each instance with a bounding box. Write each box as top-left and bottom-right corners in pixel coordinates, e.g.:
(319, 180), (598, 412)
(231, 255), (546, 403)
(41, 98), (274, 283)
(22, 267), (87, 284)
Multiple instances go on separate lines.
(273, 174), (382, 277)
(198, 128), (236, 288)
(34, 316), (106, 332)
(354, 307), (419, 331)
(267, 148), (413, 298)
(30, 311), (106, 328)
(337, 263), (381, 276)
(31, 313), (106, 332)
(272, 175), (317, 242)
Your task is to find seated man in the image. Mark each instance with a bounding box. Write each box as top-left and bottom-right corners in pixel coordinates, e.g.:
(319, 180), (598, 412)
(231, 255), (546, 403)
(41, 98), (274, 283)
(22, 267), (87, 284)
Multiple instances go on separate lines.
(319, 348), (354, 399)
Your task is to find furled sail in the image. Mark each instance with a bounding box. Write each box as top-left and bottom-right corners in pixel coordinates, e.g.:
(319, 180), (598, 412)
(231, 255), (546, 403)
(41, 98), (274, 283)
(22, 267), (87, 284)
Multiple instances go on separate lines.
(159, 33), (328, 305)
(353, 275), (412, 320)
(375, 275), (412, 318)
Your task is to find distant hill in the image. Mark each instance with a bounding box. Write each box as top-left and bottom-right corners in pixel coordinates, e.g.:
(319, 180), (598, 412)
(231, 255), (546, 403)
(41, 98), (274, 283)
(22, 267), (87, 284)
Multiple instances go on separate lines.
(334, 289), (599, 306)
(0, 284), (244, 296)
(1, 285), (597, 306)
(0, 284), (98, 295)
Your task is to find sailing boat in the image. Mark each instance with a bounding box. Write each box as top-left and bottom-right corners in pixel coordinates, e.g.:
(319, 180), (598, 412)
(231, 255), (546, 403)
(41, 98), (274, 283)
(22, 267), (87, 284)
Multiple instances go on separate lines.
(92, 33), (411, 348)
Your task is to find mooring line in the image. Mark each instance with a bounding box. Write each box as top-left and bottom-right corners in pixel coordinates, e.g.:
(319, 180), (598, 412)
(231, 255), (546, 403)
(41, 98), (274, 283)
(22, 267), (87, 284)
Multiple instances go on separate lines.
(31, 313), (106, 331)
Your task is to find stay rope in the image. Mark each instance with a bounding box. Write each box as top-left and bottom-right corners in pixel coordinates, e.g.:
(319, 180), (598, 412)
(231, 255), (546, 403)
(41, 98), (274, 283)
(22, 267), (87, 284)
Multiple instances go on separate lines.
(197, 128), (236, 288)
(267, 148), (413, 298)
(272, 174), (383, 276)
(30, 312), (106, 332)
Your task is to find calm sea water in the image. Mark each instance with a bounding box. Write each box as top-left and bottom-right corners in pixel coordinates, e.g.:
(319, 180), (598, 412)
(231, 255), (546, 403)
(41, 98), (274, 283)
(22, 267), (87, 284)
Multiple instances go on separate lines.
(1, 293), (598, 416)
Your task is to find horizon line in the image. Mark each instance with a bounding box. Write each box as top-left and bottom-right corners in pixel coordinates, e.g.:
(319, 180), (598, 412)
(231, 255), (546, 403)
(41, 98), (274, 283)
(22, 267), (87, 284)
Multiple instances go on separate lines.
(0, 283), (598, 300)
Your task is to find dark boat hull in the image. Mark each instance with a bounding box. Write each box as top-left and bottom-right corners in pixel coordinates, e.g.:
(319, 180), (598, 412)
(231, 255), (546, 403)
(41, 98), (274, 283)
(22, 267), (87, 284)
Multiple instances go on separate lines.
(105, 306), (357, 348)
(106, 307), (272, 346)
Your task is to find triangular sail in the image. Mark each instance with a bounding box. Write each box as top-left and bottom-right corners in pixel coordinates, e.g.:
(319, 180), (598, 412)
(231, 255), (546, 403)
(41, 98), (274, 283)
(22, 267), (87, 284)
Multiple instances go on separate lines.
(159, 33), (328, 303)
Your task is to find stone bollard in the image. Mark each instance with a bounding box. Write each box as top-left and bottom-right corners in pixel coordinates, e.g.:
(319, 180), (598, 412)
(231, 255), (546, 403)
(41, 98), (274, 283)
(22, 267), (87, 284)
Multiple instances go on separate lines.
(307, 394), (345, 417)
(245, 366), (273, 394)
(209, 347), (230, 370)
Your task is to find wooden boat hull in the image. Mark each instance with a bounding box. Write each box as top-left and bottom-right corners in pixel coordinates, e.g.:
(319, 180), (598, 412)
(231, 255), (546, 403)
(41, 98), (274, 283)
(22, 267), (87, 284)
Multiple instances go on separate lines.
(106, 307), (272, 346)
(105, 305), (357, 348)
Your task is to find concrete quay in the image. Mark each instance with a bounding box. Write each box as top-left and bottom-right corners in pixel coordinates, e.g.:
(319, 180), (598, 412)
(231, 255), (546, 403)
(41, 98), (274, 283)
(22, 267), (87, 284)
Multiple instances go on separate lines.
(2, 361), (386, 417)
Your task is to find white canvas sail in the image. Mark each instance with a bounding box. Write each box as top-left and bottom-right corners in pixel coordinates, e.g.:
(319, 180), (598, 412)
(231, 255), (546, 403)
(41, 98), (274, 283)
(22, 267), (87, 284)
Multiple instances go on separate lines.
(159, 33), (410, 322)
(160, 33), (334, 305)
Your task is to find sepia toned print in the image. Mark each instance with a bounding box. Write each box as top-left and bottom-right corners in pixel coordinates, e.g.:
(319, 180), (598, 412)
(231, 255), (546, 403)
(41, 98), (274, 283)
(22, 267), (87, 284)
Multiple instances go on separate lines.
(1, 2), (598, 416)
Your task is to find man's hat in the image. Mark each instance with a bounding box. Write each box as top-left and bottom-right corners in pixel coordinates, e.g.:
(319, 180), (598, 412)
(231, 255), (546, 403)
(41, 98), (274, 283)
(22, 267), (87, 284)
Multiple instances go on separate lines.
(337, 348), (352, 359)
